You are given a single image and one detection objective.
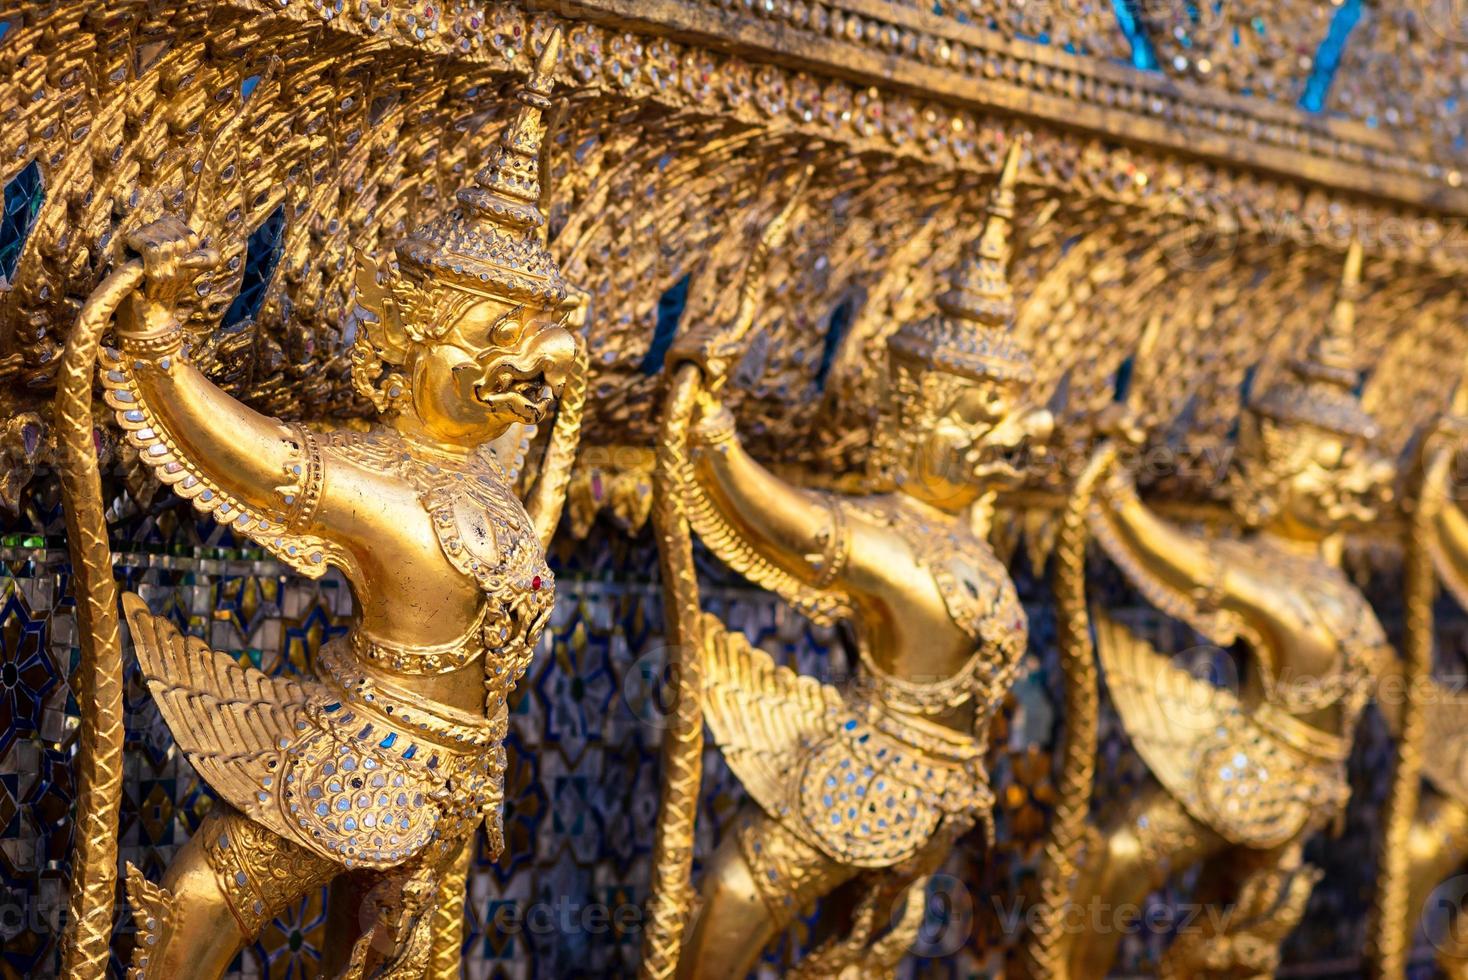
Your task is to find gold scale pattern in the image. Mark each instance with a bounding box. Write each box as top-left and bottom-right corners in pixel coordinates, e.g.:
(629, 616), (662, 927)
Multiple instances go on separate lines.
(2, 0), (1468, 977)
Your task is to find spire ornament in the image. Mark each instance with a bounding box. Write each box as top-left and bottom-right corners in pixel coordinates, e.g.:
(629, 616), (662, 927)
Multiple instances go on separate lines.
(393, 27), (569, 309)
(888, 137), (1034, 385)
(1250, 240), (1378, 440)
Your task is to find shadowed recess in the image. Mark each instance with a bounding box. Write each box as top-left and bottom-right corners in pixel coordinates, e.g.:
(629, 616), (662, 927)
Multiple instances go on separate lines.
(222, 204), (287, 331)
(0, 160), (43, 288)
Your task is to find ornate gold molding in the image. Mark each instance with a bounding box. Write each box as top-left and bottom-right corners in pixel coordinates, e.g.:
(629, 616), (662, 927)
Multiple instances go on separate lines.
(209, 0), (1468, 249)
(3, 0), (1466, 498)
(555, 0), (1465, 209)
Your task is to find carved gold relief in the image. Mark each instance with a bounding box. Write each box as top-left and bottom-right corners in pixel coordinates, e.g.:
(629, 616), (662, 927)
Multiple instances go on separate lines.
(3, 1), (1467, 978)
(4, 1), (1468, 499)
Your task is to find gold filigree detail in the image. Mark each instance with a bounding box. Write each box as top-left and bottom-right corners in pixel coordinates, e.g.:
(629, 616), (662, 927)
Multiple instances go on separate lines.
(123, 864), (176, 980)
(101, 347), (348, 579)
(200, 808), (337, 938)
(1094, 612), (1351, 849)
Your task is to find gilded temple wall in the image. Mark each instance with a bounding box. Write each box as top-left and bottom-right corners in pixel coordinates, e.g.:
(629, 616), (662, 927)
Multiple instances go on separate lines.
(2, 0), (1468, 977)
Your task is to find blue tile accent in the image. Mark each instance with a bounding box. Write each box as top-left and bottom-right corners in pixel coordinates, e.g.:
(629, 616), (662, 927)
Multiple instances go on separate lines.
(639, 272), (690, 375)
(222, 203), (287, 329)
(0, 160), (44, 287)
(1112, 354), (1137, 403)
(1299, 0), (1363, 113)
(815, 293), (859, 392)
(1238, 362), (1260, 404)
(1112, 0), (1160, 70)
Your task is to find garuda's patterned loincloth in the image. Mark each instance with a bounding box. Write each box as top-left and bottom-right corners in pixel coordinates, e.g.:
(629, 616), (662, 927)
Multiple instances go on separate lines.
(123, 597), (504, 871)
(699, 616), (994, 868)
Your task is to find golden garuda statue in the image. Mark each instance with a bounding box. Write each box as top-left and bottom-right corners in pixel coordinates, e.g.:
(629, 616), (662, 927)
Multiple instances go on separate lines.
(1367, 376), (1468, 980)
(54, 31), (585, 979)
(637, 141), (1053, 978)
(1033, 240), (1397, 978)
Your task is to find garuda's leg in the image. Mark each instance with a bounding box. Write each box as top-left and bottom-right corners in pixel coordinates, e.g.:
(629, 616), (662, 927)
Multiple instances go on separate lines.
(1161, 837), (1320, 979)
(1060, 781), (1226, 979)
(678, 807), (858, 980)
(319, 837), (471, 980)
(336, 858), (446, 979)
(126, 806), (337, 979)
(1403, 792), (1468, 976)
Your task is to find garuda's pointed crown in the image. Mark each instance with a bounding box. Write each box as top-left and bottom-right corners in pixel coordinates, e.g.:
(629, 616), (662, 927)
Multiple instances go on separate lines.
(888, 137), (1034, 385)
(393, 28), (569, 308)
(1249, 240), (1379, 441)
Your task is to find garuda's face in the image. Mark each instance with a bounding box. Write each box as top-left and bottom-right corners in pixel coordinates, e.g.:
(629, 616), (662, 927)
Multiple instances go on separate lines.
(1245, 415), (1394, 533)
(413, 295), (577, 444)
(950, 378), (1053, 490)
(900, 368), (1052, 510)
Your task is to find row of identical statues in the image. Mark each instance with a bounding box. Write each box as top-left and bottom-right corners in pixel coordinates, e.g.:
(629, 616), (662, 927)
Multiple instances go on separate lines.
(48, 30), (1468, 979)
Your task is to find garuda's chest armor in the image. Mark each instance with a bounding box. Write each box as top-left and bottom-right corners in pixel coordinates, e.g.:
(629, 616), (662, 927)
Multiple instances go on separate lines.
(1093, 529), (1385, 849)
(845, 496), (1028, 718)
(702, 494), (1026, 868)
(120, 426), (554, 871)
(319, 430), (555, 701)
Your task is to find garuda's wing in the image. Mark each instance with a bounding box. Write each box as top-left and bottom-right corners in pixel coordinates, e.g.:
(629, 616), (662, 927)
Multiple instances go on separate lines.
(122, 594), (310, 813)
(1094, 610), (1336, 849)
(698, 613), (842, 816)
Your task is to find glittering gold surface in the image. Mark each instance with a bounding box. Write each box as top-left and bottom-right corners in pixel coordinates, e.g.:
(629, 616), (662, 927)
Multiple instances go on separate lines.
(4, 1), (1468, 977)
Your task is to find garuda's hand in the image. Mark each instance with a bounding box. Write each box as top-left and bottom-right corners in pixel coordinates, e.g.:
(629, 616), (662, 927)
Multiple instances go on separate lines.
(1429, 411), (1468, 453)
(666, 320), (746, 387)
(667, 165), (815, 386)
(688, 389), (737, 445)
(118, 217), (219, 337)
(1409, 412), (1468, 515)
(1094, 402), (1147, 453)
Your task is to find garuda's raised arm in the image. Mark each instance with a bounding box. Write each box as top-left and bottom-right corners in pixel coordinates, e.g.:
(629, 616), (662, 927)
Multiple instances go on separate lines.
(1422, 420), (1468, 609)
(1088, 449), (1257, 649)
(658, 170), (855, 625)
(683, 392), (850, 594)
(100, 218), (346, 577)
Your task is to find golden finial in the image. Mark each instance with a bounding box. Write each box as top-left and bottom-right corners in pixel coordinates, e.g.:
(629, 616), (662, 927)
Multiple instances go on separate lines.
(1249, 239), (1378, 439)
(393, 27), (569, 307)
(1297, 237), (1362, 387)
(935, 136), (1023, 327)
(889, 135), (1032, 383)
(460, 27), (564, 229)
